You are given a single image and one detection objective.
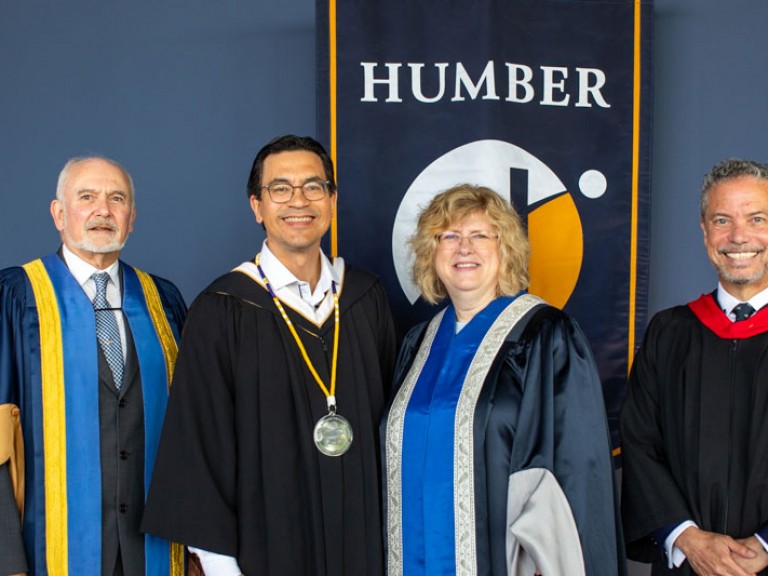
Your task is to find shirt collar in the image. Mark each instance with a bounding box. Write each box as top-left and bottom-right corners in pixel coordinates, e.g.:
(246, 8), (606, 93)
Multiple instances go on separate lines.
(259, 240), (340, 297)
(717, 282), (768, 318)
(61, 243), (120, 289)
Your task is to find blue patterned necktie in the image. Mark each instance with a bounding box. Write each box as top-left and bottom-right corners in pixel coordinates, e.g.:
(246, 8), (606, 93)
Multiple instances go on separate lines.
(92, 272), (124, 389)
(732, 302), (756, 322)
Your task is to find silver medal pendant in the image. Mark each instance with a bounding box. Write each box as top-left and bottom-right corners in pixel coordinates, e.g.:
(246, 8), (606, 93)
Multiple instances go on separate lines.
(314, 411), (353, 457)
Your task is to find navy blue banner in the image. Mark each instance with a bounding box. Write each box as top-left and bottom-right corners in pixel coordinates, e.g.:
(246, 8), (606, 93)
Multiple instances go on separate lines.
(317, 0), (654, 453)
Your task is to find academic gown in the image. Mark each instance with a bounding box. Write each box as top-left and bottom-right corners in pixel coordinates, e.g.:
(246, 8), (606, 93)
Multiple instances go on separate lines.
(0, 256), (187, 576)
(383, 296), (625, 576)
(142, 265), (397, 576)
(621, 294), (768, 575)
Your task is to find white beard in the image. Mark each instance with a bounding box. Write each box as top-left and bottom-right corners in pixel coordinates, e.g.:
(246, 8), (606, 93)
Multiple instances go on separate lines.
(62, 212), (128, 254)
(65, 231), (126, 254)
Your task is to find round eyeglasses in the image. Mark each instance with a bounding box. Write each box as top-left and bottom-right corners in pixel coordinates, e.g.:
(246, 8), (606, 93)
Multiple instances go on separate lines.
(261, 180), (331, 203)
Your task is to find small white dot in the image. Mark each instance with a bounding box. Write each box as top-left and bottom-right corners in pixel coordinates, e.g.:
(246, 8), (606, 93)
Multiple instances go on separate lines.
(579, 170), (607, 199)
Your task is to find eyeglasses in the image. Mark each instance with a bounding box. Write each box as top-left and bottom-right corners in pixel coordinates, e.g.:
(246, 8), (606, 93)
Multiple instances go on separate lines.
(436, 231), (499, 248)
(261, 180), (331, 203)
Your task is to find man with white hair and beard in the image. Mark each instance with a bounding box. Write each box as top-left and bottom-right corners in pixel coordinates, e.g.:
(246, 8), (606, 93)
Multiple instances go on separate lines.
(622, 158), (768, 576)
(0, 156), (187, 575)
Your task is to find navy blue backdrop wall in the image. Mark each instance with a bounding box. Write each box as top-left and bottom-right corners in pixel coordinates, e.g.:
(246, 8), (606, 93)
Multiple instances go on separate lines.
(0, 1), (316, 300)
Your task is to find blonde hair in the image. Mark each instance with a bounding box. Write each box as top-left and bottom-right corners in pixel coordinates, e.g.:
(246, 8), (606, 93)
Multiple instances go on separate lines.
(410, 184), (530, 304)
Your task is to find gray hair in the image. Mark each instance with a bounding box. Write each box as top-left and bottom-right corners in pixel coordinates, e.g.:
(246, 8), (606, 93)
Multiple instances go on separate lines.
(700, 158), (768, 220)
(56, 156), (135, 207)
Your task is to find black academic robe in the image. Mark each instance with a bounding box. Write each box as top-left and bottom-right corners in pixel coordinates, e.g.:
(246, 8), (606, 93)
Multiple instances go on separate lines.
(621, 297), (768, 575)
(385, 301), (625, 576)
(142, 265), (397, 576)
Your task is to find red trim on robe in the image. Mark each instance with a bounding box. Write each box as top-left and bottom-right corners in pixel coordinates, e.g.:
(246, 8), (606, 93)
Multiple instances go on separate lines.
(688, 293), (768, 339)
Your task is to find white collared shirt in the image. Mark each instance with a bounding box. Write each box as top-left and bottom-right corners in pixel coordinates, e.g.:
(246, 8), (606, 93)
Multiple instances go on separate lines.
(260, 241), (337, 305)
(718, 283), (768, 321)
(61, 244), (127, 360)
(236, 240), (344, 325)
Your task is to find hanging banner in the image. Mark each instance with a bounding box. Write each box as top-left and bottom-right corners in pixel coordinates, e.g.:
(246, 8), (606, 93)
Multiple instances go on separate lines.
(317, 0), (654, 453)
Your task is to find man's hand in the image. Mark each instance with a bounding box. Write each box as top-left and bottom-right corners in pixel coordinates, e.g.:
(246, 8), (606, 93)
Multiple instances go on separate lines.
(734, 536), (768, 573)
(676, 526), (757, 576)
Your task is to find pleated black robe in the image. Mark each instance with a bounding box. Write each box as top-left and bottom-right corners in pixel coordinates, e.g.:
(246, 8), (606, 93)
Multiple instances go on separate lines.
(622, 294), (768, 575)
(142, 264), (396, 576)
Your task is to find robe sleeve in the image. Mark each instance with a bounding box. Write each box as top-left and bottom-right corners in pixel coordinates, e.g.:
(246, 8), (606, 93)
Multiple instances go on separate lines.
(0, 268), (26, 407)
(505, 467), (586, 575)
(510, 307), (626, 576)
(142, 291), (240, 556)
(620, 313), (694, 562)
(0, 269), (29, 573)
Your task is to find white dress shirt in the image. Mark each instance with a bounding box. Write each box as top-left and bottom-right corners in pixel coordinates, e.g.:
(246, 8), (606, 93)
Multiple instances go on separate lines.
(718, 282), (768, 322)
(61, 244), (127, 360)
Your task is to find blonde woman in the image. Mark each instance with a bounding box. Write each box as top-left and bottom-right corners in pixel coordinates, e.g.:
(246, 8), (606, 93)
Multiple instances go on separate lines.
(382, 184), (625, 576)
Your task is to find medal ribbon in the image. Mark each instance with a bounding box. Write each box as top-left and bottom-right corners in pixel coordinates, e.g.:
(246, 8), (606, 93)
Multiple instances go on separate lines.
(255, 253), (340, 411)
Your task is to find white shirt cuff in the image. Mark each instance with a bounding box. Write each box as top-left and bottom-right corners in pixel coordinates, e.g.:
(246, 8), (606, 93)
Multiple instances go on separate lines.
(188, 546), (242, 576)
(755, 532), (768, 553)
(666, 520), (698, 569)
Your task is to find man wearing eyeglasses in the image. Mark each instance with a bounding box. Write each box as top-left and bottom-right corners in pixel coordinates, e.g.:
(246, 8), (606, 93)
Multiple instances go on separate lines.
(0, 156), (187, 576)
(143, 135), (397, 576)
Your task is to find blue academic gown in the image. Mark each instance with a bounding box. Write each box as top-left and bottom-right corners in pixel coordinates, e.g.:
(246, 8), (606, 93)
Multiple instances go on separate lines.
(382, 296), (625, 576)
(0, 253), (186, 575)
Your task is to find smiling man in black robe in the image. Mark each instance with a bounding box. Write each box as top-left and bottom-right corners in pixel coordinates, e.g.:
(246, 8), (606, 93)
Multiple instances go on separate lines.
(142, 135), (396, 576)
(621, 158), (768, 576)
